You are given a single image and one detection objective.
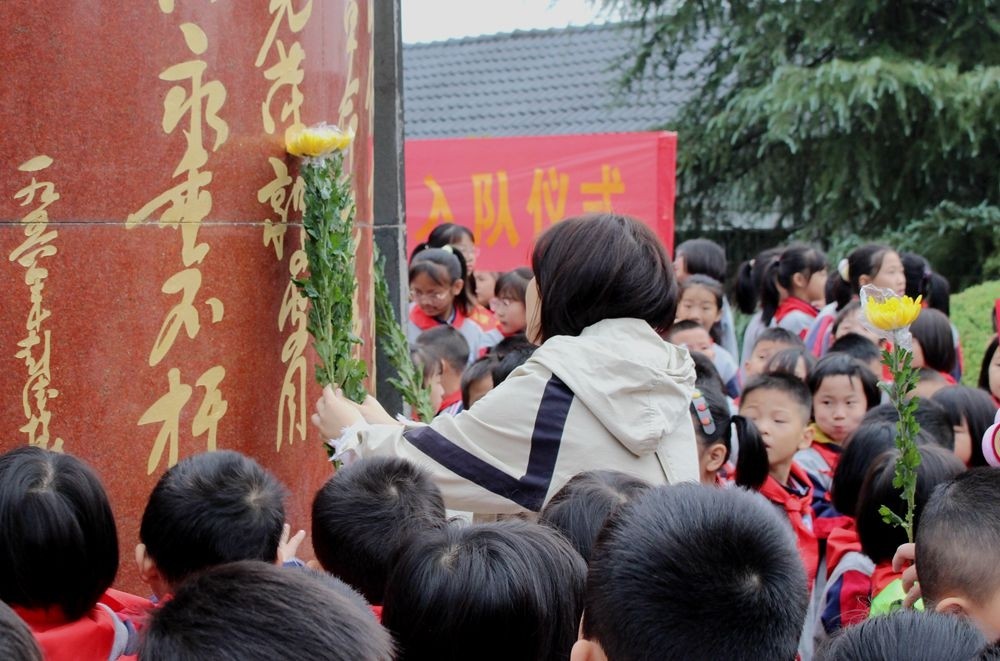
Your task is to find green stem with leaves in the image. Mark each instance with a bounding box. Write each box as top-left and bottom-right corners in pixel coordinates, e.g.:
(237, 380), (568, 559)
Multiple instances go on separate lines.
(373, 245), (436, 423)
(878, 342), (923, 543)
(294, 154), (367, 404)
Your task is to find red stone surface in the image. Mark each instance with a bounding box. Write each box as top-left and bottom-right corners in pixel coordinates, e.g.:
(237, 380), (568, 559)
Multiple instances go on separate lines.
(0, 1), (375, 595)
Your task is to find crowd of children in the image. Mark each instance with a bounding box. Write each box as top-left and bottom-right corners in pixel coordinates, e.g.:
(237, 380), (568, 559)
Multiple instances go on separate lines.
(3, 216), (1000, 659)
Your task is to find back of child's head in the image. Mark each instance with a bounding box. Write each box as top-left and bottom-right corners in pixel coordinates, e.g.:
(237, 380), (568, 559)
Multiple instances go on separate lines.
(832, 420), (940, 517)
(415, 325), (470, 372)
(927, 271), (952, 316)
(383, 519), (586, 661)
(831, 243), (898, 309)
(691, 350), (727, 393)
(494, 266), (532, 302)
(139, 450), (285, 588)
(917, 469), (1000, 610)
(829, 332), (882, 366)
(312, 457), (446, 604)
(809, 352), (881, 408)
(815, 609), (987, 661)
(539, 470), (650, 561)
(0, 589), (43, 661)
(460, 355), (495, 409)
(863, 401), (956, 450)
(760, 243), (827, 324)
(764, 346), (816, 382)
(674, 238), (726, 282)
(912, 307), (957, 374)
(744, 327), (804, 378)
(856, 445), (964, 564)
(0, 447), (118, 622)
(901, 251), (933, 300)
(666, 318), (706, 341)
(492, 345), (536, 385)
(932, 386), (999, 467)
(578, 484), (808, 661)
(734, 246), (782, 314)
(141, 561), (393, 661)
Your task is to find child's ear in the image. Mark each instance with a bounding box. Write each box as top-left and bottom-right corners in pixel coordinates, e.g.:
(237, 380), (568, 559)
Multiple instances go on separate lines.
(935, 596), (973, 618)
(792, 272), (807, 290)
(705, 443), (728, 473)
(451, 279), (465, 296)
(798, 422), (815, 451)
(135, 543), (167, 594)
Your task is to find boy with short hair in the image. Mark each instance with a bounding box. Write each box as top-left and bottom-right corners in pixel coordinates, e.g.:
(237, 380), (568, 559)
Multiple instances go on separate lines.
(415, 325), (470, 416)
(744, 327), (805, 381)
(917, 468), (1000, 642)
(311, 457), (446, 608)
(136, 450), (286, 599)
(571, 484), (808, 661)
(667, 320), (739, 397)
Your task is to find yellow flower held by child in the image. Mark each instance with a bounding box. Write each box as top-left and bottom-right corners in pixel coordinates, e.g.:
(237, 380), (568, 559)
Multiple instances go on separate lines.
(864, 294), (922, 331)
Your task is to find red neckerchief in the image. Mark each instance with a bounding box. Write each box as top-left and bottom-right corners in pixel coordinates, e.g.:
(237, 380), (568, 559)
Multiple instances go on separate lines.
(467, 304), (499, 332)
(825, 520), (862, 577)
(775, 296), (819, 323)
(939, 371), (957, 385)
(870, 561), (901, 597)
(409, 303), (465, 331)
(370, 605), (383, 622)
(808, 437), (843, 475)
(437, 389), (462, 414)
(759, 462), (819, 584)
(14, 603), (118, 661)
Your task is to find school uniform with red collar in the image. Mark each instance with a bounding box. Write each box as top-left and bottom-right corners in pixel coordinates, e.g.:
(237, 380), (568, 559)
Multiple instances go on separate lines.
(758, 462), (820, 586)
(795, 423), (842, 493)
(817, 520), (874, 636)
(407, 303), (501, 364)
(774, 296), (820, 339)
(436, 390), (464, 417)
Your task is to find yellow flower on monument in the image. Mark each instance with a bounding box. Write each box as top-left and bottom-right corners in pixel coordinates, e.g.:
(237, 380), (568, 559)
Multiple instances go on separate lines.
(285, 123), (354, 158)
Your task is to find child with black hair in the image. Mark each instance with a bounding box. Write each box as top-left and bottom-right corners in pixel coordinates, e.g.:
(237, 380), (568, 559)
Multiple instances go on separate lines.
(413, 221), (481, 300)
(407, 246), (500, 359)
(806, 243), (905, 357)
(0, 600), (41, 661)
(674, 238), (740, 359)
(857, 445), (964, 617)
(410, 345), (445, 413)
(141, 561), (393, 661)
(761, 243), (828, 338)
(311, 457), (446, 613)
(491, 267), (532, 336)
(981, 336), (1000, 407)
(490, 343), (535, 386)
(572, 484), (809, 661)
(829, 332), (884, 380)
(414, 325), (470, 415)
(917, 468), (1000, 641)
(667, 319), (740, 398)
(736, 246), (783, 362)
(863, 400), (956, 451)
(764, 346), (816, 382)
(932, 386), (999, 466)
(0, 447), (138, 660)
(460, 355), (495, 409)
(743, 326), (805, 382)
(911, 308), (959, 383)
(739, 373), (821, 585)
(383, 519), (586, 660)
(136, 450), (287, 604)
(539, 470), (650, 562)
(798, 353), (881, 491)
(816, 609), (988, 661)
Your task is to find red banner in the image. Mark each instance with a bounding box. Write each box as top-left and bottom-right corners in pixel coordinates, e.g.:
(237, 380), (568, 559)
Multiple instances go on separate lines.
(404, 132), (677, 272)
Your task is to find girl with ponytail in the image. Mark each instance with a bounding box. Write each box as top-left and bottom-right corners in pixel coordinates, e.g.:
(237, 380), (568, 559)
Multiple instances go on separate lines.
(759, 244), (828, 339)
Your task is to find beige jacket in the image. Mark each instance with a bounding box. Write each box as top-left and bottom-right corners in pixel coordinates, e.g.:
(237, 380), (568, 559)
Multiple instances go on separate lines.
(339, 317), (699, 514)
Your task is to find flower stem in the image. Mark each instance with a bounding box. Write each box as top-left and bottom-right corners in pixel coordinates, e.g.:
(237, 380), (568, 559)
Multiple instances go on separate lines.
(880, 342), (922, 543)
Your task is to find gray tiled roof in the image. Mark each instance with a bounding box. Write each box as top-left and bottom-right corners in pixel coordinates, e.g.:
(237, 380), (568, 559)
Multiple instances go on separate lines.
(402, 22), (705, 138)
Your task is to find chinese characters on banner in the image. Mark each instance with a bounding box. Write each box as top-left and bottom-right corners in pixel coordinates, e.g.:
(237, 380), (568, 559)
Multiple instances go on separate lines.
(126, 9), (229, 474)
(254, 0), (312, 452)
(405, 132), (677, 271)
(9, 156), (63, 452)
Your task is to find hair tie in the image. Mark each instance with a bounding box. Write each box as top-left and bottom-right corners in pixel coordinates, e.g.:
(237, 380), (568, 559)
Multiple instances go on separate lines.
(441, 244), (455, 255)
(838, 258), (850, 282)
(749, 258), (756, 268)
(690, 390), (716, 436)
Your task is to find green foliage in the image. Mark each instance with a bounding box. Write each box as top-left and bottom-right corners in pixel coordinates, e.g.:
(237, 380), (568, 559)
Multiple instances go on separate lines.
(952, 279), (1000, 386)
(294, 155), (367, 404)
(607, 0), (1000, 271)
(373, 246), (436, 423)
(879, 343), (922, 543)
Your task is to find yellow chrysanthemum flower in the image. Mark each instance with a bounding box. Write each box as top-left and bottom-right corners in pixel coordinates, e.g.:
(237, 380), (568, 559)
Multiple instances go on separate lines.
(286, 123), (354, 158)
(864, 294), (922, 331)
